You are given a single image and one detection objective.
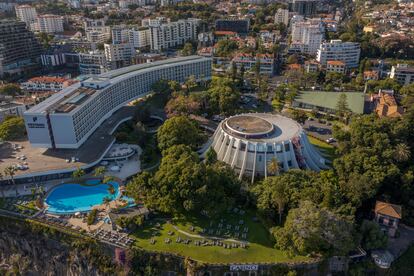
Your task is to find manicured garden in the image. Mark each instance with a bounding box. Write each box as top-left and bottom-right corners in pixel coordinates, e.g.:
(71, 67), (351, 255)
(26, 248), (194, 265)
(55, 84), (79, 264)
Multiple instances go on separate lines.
(132, 209), (309, 264)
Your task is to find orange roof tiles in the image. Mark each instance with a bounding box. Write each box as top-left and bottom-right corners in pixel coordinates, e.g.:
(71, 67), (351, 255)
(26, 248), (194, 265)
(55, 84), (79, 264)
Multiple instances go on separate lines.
(375, 93), (403, 118)
(27, 76), (69, 83)
(214, 31), (237, 36)
(375, 201), (402, 219)
(327, 60), (345, 66)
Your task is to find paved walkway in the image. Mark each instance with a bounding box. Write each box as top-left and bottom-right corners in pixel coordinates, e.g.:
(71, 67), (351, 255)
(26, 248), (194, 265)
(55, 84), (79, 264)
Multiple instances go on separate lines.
(171, 225), (246, 244)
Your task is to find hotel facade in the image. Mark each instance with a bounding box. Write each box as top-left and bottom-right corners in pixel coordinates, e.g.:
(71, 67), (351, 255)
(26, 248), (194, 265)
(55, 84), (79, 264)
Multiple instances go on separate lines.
(24, 56), (212, 149)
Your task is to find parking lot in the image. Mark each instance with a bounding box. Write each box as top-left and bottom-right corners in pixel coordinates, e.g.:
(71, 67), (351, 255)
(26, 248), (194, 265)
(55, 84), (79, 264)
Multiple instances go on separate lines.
(303, 119), (337, 146)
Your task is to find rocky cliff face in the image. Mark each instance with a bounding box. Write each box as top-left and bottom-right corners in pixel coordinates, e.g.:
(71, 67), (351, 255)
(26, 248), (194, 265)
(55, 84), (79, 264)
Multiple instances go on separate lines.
(0, 217), (118, 276)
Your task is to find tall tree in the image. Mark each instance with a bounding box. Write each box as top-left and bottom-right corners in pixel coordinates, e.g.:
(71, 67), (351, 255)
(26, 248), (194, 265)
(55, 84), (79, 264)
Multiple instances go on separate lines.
(157, 116), (202, 153)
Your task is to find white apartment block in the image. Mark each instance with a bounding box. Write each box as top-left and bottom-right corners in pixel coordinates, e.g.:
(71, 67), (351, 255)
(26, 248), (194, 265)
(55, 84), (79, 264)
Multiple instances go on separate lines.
(390, 64), (414, 85)
(21, 76), (76, 92)
(275, 8), (289, 26)
(15, 5), (37, 25)
(129, 28), (151, 49)
(112, 25), (130, 44)
(149, 18), (201, 51)
(104, 43), (135, 69)
(290, 19), (324, 55)
(79, 51), (108, 75)
(32, 14), (64, 33)
(316, 40), (361, 69)
(85, 26), (111, 43)
(232, 53), (275, 76)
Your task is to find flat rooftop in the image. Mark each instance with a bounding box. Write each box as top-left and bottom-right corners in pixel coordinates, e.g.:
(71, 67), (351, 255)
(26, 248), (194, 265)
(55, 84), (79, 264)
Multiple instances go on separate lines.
(226, 115), (273, 135)
(222, 113), (302, 142)
(25, 55), (209, 115)
(0, 106), (135, 178)
(294, 91), (365, 114)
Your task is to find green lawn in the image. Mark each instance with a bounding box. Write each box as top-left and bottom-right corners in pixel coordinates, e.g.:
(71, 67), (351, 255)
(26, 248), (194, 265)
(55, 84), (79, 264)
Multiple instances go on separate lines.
(132, 210), (309, 264)
(308, 136), (336, 162)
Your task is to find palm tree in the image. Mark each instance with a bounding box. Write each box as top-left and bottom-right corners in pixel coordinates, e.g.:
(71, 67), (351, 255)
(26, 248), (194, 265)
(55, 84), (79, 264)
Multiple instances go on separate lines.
(4, 166), (16, 185)
(395, 143), (411, 162)
(267, 157), (280, 176)
(93, 166), (106, 179)
(273, 181), (288, 224)
(102, 175), (114, 184)
(4, 166), (16, 196)
(72, 167), (85, 181)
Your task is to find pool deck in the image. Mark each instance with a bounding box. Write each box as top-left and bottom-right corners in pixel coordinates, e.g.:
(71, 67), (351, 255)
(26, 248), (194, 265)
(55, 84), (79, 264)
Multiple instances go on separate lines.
(0, 106), (136, 179)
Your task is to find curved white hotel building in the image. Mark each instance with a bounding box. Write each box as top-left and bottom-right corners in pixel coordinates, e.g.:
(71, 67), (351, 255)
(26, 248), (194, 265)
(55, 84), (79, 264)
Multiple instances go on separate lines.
(24, 56), (212, 149)
(211, 113), (329, 182)
(316, 39), (361, 68)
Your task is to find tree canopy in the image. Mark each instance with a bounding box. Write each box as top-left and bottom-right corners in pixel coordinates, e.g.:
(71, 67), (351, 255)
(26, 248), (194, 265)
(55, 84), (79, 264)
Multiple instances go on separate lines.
(126, 145), (240, 215)
(207, 77), (240, 115)
(0, 116), (26, 141)
(273, 201), (355, 256)
(157, 116), (203, 153)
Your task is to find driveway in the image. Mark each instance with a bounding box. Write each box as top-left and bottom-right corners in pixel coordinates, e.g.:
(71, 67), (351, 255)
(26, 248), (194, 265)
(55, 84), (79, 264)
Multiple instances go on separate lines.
(388, 224), (414, 258)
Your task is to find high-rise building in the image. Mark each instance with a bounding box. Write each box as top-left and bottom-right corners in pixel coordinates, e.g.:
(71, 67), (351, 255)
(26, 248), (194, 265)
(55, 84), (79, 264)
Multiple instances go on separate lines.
(24, 56), (212, 149)
(149, 18), (201, 51)
(289, 0), (317, 16)
(274, 8), (289, 26)
(316, 40), (361, 69)
(128, 27), (150, 49)
(290, 19), (324, 55)
(104, 43), (135, 69)
(15, 5), (37, 26)
(78, 50), (108, 75)
(215, 18), (250, 34)
(0, 20), (42, 78)
(32, 14), (64, 33)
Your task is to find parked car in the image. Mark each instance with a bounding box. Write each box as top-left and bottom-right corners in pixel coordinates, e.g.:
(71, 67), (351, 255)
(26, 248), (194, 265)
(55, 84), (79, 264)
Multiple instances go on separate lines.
(326, 138), (335, 143)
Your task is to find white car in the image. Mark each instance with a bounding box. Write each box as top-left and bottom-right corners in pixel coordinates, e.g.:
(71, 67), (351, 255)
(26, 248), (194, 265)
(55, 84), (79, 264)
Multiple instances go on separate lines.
(326, 138), (335, 143)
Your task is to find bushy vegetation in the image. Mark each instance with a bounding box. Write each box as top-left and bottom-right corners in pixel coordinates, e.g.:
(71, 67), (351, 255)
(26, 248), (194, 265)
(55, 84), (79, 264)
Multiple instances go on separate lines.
(0, 116), (26, 141)
(87, 209), (98, 225)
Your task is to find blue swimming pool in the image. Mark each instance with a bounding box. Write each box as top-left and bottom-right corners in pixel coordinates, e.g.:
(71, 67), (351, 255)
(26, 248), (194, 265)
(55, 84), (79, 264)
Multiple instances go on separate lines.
(45, 180), (120, 214)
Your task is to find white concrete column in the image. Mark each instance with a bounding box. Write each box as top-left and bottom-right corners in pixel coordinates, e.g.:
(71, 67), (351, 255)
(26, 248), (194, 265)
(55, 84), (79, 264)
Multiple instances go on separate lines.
(239, 142), (249, 180)
(230, 139), (240, 168)
(288, 140), (300, 169)
(223, 138), (234, 163)
(281, 142), (289, 172)
(251, 143), (258, 184)
(217, 134), (228, 159)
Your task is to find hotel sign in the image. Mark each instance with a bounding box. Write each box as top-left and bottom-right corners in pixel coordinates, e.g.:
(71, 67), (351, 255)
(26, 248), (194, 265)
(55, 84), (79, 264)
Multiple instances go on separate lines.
(230, 264), (259, 271)
(27, 116), (45, 129)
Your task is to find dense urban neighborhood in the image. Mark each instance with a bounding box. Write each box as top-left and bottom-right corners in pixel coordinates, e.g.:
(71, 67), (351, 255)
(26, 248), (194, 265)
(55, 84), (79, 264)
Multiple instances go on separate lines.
(0, 0), (414, 275)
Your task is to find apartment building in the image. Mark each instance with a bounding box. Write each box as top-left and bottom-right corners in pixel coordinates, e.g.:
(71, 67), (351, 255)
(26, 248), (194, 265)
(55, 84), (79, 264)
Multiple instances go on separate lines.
(104, 43), (135, 69)
(148, 18), (201, 51)
(390, 64), (414, 85)
(289, 0), (317, 16)
(232, 53), (275, 76)
(0, 20), (42, 78)
(32, 14), (64, 33)
(15, 5), (37, 26)
(326, 60), (346, 74)
(290, 19), (324, 55)
(129, 28), (151, 49)
(316, 40), (361, 69)
(78, 50), (108, 75)
(274, 8), (289, 26)
(21, 76), (77, 92)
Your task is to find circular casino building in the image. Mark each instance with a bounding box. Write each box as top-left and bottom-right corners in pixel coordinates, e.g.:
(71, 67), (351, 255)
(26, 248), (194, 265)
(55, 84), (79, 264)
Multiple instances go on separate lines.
(210, 113), (329, 182)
